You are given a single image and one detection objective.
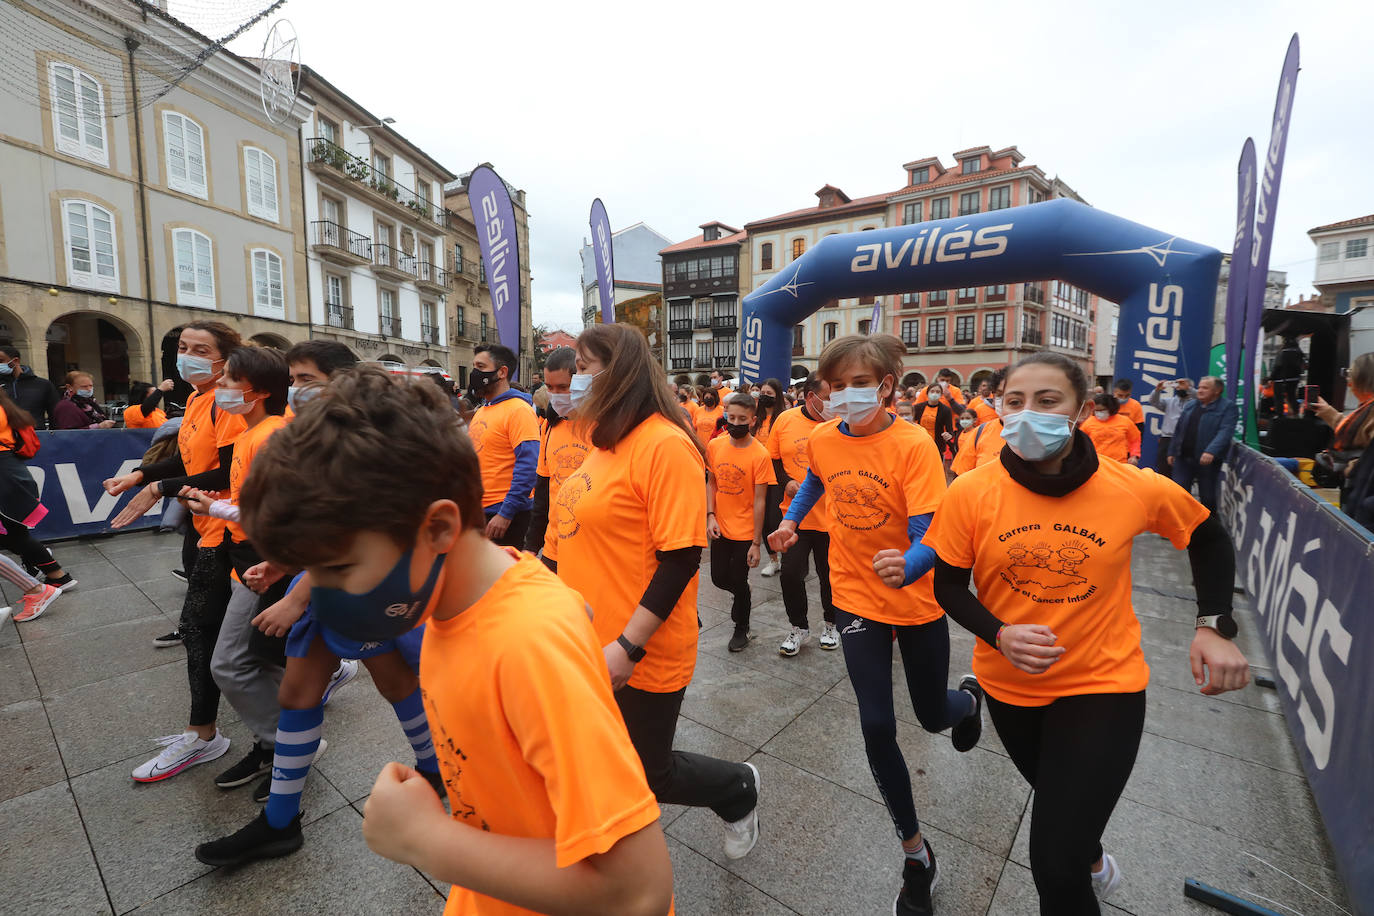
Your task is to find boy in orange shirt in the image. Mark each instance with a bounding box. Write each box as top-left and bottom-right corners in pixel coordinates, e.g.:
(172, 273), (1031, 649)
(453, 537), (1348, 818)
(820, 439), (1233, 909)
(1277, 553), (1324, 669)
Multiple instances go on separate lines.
(706, 393), (775, 652)
(235, 367), (674, 916)
(1080, 393), (1141, 464)
(1113, 378), (1145, 431)
(122, 380), (171, 428)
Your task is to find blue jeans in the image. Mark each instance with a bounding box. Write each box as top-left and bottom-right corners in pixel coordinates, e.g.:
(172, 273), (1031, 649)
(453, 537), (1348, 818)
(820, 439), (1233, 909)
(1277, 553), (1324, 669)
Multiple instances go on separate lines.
(1171, 456), (1221, 510)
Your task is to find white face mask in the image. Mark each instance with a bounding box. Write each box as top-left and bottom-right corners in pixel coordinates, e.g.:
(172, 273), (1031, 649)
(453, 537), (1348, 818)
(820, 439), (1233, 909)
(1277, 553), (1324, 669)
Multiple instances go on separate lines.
(1094, 410), (1110, 421)
(959, 418), (975, 428)
(828, 386), (884, 427)
(926, 393), (940, 405)
(549, 392), (573, 417)
(819, 399), (838, 421)
(568, 370), (601, 410)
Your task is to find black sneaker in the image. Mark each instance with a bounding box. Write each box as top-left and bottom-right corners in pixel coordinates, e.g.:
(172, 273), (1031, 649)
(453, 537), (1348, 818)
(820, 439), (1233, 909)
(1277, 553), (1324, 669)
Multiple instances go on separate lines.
(951, 674), (984, 753)
(194, 810), (303, 867)
(727, 629), (752, 652)
(45, 573), (78, 592)
(153, 629), (183, 648)
(894, 839), (940, 916)
(215, 742), (272, 789)
(171, 569), (188, 583)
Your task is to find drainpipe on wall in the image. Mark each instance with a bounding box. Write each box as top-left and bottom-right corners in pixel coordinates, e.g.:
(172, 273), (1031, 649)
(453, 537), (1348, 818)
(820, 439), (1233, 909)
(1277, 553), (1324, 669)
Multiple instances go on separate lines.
(125, 36), (158, 381)
(296, 122), (314, 339)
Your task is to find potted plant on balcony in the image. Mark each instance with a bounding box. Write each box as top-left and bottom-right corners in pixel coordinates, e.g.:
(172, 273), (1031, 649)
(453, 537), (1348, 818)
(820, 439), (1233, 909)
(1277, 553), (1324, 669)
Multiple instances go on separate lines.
(346, 159), (369, 181)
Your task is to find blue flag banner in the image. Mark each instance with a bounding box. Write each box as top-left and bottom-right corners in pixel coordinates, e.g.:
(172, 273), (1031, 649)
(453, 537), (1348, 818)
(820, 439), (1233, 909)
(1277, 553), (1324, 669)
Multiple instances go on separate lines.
(589, 198), (616, 324)
(1223, 139), (1257, 425)
(468, 165), (523, 376)
(1220, 445), (1372, 911)
(25, 429), (165, 540)
(740, 198), (1221, 466)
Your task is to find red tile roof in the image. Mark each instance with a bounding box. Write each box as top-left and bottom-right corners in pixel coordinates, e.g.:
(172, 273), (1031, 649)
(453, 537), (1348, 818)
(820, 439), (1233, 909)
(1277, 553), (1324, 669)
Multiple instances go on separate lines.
(1309, 214), (1374, 234)
(952, 145), (992, 158)
(660, 229), (747, 255)
(744, 192), (891, 231)
(889, 165), (1043, 199)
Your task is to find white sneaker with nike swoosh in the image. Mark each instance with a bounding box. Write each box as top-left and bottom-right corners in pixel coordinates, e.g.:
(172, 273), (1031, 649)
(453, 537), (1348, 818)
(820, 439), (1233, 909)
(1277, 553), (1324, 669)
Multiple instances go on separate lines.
(131, 730), (230, 782)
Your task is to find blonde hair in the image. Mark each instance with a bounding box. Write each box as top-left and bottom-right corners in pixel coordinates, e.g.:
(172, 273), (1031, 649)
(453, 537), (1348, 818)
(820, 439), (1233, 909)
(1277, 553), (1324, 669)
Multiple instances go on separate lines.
(817, 334), (904, 405)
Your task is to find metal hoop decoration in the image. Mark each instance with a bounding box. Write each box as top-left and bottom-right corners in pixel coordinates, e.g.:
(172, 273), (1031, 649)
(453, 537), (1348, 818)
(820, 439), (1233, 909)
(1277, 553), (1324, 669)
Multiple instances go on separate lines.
(258, 19), (300, 125)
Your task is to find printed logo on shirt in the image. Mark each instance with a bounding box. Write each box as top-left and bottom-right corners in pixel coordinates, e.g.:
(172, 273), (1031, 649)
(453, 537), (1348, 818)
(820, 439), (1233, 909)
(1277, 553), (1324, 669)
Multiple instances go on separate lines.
(468, 415), (488, 453)
(824, 468), (892, 531)
(790, 436), (810, 470)
(421, 687), (488, 830)
(999, 529), (1102, 604)
(714, 461), (747, 496)
(552, 442), (589, 485)
(555, 471), (591, 540)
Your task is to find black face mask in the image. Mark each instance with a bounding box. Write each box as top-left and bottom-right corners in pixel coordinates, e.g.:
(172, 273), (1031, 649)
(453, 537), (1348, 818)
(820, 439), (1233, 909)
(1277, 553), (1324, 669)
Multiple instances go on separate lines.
(757, 394), (776, 408)
(726, 422), (751, 440)
(703, 396), (718, 409)
(468, 368), (498, 399)
(1175, 388), (1190, 398)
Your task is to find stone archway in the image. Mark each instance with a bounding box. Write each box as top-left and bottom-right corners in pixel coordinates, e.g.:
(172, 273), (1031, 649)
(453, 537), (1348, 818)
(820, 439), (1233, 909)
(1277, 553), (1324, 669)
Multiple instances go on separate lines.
(46, 310), (144, 404)
(0, 305), (30, 353)
(377, 353), (404, 365)
(967, 368), (995, 393)
(249, 332), (292, 351)
(901, 371), (927, 391)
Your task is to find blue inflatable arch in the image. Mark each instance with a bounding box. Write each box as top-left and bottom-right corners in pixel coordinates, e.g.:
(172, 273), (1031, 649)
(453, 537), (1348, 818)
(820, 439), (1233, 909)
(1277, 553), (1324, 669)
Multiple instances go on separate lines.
(739, 198), (1221, 465)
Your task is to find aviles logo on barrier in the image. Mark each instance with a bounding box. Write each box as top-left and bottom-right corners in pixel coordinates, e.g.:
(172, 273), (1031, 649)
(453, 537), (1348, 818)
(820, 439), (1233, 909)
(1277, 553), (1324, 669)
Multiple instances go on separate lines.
(1132, 283), (1186, 437)
(740, 315), (764, 382)
(849, 223), (1012, 272)
(480, 192), (513, 314)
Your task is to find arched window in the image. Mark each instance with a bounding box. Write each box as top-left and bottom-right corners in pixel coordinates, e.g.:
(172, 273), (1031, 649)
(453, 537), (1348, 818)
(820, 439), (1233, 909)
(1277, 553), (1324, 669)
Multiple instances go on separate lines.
(172, 228), (215, 307)
(163, 112), (208, 198)
(251, 249), (284, 317)
(823, 321), (838, 343)
(61, 200), (118, 292)
(49, 63), (106, 164)
(791, 238), (806, 260)
(244, 147), (279, 221)
(760, 242), (773, 271)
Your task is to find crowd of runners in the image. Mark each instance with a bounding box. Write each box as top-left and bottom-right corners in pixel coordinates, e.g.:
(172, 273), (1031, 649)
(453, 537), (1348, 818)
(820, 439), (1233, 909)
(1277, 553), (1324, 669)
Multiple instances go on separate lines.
(0, 320), (1255, 916)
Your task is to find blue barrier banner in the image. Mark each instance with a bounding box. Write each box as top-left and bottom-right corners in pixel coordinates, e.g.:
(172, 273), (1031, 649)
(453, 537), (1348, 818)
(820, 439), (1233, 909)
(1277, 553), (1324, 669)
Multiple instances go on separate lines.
(1220, 446), (1372, 911)
(25, 429), (165, 540)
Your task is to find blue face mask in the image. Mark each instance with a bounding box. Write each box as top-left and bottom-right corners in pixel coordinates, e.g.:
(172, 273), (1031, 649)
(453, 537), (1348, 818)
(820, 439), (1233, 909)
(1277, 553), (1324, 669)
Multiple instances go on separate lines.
(76, 387), (95, 399)
(1000, 408), (1075, 462)
(310, 547), (447, 643)
(0, 362), (12, 376)
(177, 353), (216, 385)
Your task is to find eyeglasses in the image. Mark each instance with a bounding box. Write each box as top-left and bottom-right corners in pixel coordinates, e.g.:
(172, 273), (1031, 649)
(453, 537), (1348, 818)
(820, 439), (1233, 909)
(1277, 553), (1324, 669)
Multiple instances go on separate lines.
(1340, 367), (1350, 379)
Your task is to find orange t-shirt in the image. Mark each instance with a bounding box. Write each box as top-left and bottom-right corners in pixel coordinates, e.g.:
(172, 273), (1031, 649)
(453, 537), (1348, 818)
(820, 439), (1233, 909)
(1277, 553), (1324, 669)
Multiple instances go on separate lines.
(706, 436), (774, 542)
(537, 418), (590, 561)
(554, 414), (706, 693)
(1081, 413), (1141, 463)
(767, 406), (829, 532)
(951, 417), (1004, 476)
(0, 410), (14, 449)
(916, 400), (941, 440)
(692, 404), (722, 443)
(468, 395), (540, 509)
(421, 553), (664, 916)
(926, 458), (1208, 706)
(805, 417), (946, 625)
(178, 390), (246, 547)
(226, 414), (287, 543)
(967, 396), (998, 424)
(955, 424), (977, 458)
(122, 404), (167, 428)
(1117, 396), (1145, 427)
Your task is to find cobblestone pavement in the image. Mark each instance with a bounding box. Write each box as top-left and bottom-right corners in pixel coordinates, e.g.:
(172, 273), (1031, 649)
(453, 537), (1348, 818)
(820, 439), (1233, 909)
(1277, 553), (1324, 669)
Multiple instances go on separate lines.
(0, 530), (1352, 915)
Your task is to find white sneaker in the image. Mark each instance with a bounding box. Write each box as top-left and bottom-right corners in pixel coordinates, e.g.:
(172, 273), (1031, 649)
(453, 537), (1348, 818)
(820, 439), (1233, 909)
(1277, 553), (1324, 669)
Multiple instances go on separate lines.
(132, 730), (230, 782)
(779, 626), (809, 657)
(322, 659), (359, 706)
(760, 559), (779, 577)
(1091, 852), (1122, 900)
(818, 622), (840, 650)
(723, 762), (761, 859)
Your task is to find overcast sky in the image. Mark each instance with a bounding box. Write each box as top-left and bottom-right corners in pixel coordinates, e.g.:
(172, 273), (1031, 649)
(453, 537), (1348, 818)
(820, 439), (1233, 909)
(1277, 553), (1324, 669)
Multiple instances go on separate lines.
(225, 0), (1374, 334)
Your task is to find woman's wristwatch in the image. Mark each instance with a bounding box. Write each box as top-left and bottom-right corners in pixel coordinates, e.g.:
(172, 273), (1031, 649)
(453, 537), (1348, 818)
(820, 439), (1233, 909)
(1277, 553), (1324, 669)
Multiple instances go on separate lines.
(616, 634), (646, 662)
(1195, 614), (1238, 639)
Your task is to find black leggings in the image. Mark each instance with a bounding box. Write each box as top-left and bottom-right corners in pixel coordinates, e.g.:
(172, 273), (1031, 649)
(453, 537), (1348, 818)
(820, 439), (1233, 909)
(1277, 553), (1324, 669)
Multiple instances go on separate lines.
(709, 536), (752, 629)
(780, 528), (834, 629)
(986, 691), (1146, 915)
(615, 684), (755, 823)
(180, 543), (233, 727)
(0, 514), (58, 579)
(836, 609), (972, 841)
(180, 525), (199, 577)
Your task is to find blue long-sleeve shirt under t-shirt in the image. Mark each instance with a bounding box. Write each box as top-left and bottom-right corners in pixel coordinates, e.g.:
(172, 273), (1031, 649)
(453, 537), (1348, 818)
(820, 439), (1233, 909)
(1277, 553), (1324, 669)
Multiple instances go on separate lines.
(783, 421), (937, 587)
(482, 389), (540, 519)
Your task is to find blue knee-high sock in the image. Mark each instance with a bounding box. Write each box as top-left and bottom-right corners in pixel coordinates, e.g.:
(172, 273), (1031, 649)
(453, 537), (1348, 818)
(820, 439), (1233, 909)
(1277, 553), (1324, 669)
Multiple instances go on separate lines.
(392, 688), (438, 774)
(264, 706), (323, 829)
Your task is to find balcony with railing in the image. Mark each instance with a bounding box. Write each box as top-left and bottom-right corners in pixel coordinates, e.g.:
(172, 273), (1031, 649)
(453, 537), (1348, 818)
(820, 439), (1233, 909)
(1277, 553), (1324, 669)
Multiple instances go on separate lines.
(670, 357), (692, 370)
(668, 317), (693, 336)
(326, 305), (354, 330)
(311, 220), (371, 266)
(372, 242), (417, 283)
(792, 344), (805, 357)
(711, 314), (738, 330)
(379, 313), (397, 337)
(421, 323), (439, 344)
(713, 356), (735, 368)
(306, 137), (448, 229)
(694, 316), (711, 329)
(417, 260), (451, 294)
(1021, 329), (1044, 346)
(693, 355), (712, 369)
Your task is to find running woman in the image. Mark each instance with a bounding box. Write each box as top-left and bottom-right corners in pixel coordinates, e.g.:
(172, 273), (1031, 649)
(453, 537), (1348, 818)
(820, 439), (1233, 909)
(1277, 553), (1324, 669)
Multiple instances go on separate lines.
(1080, 393), (1140, 465)
(693, 387), (723, 443)
(707, 393), (775, 652)
(0, 386), (73, 611)
(951, 367), (1007, 476)
(768, 334), (982, 916)
(554, 322), (762, 861)
(231, 367), (674, 913)
(926, 351), (1249, 914)
(765, 376), (838, 655)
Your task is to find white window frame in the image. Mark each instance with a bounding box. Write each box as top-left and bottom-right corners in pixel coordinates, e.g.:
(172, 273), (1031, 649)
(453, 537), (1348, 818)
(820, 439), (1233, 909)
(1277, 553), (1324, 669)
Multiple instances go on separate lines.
(379, 288), (396, 336)
(172, 228), (216, 308)
(49, 63), (107, 165)
(251, 248), (285, 317)
(163, 111), (208, 198)
(243, 147), (279, 221)
(61, 199), (118, 292)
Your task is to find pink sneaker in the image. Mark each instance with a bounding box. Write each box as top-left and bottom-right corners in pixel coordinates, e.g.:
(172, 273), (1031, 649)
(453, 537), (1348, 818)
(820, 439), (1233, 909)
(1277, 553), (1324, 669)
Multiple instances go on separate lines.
(14, 584), (61, 622)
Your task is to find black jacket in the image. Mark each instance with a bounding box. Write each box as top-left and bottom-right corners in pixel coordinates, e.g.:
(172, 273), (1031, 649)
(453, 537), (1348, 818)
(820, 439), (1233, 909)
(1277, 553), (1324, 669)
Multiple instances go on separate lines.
(913, 401), (955, 450)
(4, 367), (59, 430)
(1343, 446), (1374, 534)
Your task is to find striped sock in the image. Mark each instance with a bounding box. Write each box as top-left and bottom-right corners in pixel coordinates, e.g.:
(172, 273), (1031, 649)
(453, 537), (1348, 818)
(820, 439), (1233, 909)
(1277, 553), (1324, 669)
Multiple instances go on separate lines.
(264, 705), (323, 829)
(391, 688), (438, 774)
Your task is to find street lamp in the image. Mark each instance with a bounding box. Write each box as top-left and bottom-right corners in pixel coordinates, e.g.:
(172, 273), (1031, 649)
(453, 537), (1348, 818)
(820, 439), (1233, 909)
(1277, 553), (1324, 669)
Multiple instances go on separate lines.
(358, 117), (396, 130)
